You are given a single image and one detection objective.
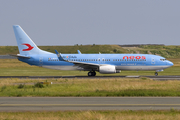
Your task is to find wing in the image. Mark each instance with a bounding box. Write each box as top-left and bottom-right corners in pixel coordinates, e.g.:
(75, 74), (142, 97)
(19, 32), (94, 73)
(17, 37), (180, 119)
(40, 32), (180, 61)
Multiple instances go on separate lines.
(55, 50), (100, 71)
(68, 61), (99, 70)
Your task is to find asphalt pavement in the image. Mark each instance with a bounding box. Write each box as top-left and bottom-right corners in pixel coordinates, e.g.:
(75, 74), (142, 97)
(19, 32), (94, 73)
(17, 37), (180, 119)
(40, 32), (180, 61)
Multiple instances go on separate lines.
(0, 97), (180, 111)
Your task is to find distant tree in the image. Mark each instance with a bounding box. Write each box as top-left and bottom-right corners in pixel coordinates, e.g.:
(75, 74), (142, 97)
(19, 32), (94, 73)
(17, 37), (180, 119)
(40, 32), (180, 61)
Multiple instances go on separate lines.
(113, 49), (117, 53)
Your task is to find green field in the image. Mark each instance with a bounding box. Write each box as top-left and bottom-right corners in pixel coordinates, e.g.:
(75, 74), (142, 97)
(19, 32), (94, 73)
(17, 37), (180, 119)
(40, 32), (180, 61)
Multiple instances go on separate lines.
(1, 76), (180, 97)
(1, 59), (180, 97)
(0, 58), (180, 97)
(0, 110), (180, 120)
(0, 48), (180, 118)
(1, 44), (180, 58)
(0, 45), (128, 55)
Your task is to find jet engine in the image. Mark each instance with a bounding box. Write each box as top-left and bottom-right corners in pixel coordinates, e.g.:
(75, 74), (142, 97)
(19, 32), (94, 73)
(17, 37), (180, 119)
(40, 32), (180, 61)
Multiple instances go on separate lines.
(99, 65), (120, 74)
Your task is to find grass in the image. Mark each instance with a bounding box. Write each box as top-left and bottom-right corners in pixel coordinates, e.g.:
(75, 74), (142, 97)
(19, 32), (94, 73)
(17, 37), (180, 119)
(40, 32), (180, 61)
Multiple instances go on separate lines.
(0, 45), (128, 55)
(1, 45), (180, 58)
(123, 45), (180, 58)
(1, 78), (180, 96)
(0, 58), (180, 97)
(1, 46), (180, 118)
(0, 110), (180, 120)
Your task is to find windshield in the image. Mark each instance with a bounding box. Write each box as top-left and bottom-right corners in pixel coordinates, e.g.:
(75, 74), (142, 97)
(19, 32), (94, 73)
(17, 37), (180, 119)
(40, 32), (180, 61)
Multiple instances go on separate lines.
(160, 59), (166, 61)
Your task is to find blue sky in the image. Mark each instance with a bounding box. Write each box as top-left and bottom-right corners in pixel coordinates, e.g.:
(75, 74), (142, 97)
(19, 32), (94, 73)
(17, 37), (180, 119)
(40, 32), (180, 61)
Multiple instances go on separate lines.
(1, 0), (180, 46)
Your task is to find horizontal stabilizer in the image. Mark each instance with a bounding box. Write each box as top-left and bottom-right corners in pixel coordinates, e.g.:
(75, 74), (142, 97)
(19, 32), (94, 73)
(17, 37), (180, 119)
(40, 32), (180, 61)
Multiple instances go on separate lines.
(9, 54), (30, 59)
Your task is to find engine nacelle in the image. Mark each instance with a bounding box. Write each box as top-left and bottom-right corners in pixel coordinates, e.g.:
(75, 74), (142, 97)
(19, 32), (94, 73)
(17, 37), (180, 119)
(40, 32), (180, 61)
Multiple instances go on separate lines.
(99, 65), (118, 74)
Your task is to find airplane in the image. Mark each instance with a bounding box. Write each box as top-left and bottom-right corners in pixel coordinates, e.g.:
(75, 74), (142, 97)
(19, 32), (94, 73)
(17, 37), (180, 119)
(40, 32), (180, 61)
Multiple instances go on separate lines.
(12, 25), (174, 76)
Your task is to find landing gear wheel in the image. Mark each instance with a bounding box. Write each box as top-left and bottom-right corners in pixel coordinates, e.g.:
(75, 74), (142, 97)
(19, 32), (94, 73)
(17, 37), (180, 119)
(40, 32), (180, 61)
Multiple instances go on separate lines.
(88, 71), (96, 76)
(93, 72), (96, 76)
(155, 72), (158, 76)
(92, 71), (96, 76)
(88, 72), (92, 76)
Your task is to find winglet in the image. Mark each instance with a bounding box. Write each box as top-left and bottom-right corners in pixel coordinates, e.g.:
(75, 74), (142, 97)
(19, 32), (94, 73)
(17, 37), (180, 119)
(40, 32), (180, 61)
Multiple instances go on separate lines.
(55, 50), (66, 61)
(77, 50), (81, 54)
(55, 50), (59, 55)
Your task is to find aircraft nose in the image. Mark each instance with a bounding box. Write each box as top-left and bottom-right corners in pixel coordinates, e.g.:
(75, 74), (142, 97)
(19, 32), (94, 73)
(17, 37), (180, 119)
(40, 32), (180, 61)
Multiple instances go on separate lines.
(167, 60), (174, 66)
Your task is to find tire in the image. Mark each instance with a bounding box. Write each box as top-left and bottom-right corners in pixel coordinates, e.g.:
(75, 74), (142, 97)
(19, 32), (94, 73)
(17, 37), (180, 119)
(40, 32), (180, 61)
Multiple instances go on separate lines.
(88, 71), (96, 76)
(155, 72), (158, 76)
(88, 72), (92, 76)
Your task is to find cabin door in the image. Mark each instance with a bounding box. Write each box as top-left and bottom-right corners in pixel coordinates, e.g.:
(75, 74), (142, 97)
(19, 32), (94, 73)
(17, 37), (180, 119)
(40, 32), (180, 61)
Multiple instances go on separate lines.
(151, 58), (155, 65)
(39, 57), (43, 66)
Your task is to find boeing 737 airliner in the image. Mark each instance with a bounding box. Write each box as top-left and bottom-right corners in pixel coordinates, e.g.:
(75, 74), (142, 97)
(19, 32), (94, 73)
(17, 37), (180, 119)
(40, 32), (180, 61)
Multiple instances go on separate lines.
(12, 25), (173, 76)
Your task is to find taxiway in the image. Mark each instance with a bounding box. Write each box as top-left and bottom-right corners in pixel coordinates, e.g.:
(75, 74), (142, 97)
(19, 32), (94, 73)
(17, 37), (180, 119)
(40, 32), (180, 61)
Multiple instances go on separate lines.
(0, 97), (180, 111)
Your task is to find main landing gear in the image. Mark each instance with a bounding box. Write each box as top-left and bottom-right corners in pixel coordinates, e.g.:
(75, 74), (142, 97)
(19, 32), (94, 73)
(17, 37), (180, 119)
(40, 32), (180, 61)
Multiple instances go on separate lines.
(88, 71), (96, 76)
(155, 72), (158, 76)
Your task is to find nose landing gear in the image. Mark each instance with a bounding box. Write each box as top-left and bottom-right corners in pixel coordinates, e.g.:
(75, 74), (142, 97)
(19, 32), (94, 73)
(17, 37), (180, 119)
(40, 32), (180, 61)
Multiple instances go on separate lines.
(155, 70), (163, 76)
(88, 71), (96, 76)
(155, 72), (158, 76)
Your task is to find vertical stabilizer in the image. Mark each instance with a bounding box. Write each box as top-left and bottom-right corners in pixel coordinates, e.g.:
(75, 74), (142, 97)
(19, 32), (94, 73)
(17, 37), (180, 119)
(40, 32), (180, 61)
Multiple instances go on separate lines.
(13, 25), (51, 55)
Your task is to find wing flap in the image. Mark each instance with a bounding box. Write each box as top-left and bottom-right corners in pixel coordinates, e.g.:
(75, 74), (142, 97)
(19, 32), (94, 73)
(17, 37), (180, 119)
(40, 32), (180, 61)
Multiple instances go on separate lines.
(69, 61), (100, 70)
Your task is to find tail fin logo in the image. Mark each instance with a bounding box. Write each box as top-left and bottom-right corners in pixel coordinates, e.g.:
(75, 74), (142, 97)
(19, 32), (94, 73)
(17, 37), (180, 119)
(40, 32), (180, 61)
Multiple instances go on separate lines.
(22, 44), (34, 51)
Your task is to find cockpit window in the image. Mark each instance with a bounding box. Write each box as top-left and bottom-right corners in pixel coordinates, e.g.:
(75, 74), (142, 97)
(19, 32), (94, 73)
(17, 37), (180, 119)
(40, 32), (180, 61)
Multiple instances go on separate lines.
(160, 59), (166, 61)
